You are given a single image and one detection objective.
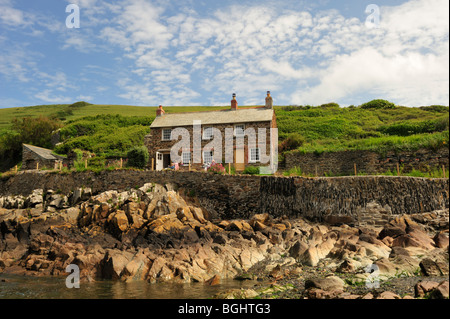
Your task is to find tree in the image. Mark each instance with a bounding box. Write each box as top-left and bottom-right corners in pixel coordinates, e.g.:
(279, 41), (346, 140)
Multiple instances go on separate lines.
(127, 146), (149, 169)
(360, 99), (396, 109)
(12, 116), (62, 149)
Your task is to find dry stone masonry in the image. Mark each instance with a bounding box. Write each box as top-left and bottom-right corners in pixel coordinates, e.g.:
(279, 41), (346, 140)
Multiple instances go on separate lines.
(0, 170), (448, 224)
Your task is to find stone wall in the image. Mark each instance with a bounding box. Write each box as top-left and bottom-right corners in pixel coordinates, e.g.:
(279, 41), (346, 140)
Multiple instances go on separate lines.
(144, 119), (274, 171)
(285, 148), (449, 176)
(0, 171), (448, 222)
(21, 146), (58, 170)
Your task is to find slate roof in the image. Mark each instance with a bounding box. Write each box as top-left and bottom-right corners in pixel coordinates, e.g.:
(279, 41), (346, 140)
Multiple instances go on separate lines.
(23, 144), (59, 160)
(150, 107), (274, 128)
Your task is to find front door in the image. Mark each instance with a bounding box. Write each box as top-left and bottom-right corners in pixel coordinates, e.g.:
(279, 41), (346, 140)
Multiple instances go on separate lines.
(234, 148), (245, 172)
(156, 152), (164, 171)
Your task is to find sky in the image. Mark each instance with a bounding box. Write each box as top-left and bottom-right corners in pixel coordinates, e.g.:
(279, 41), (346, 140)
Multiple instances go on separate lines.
(0, 0), (448, 108)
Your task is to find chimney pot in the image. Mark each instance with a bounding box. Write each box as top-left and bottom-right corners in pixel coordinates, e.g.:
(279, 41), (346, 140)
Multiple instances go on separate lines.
(156, 105), (165, 116)
(231, 93), (238, 110)
(265, 91), (273, 109)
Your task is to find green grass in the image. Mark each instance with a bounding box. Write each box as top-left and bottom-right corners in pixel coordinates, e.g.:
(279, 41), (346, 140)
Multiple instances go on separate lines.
(0, 103), (256, 134)
(0, 101), (448, 172)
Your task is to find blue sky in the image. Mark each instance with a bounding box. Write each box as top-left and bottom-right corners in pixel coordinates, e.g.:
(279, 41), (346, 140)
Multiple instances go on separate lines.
(0, 0), (448, 108)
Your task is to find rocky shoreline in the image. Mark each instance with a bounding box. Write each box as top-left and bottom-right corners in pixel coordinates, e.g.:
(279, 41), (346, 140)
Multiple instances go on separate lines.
(1, 183), (448, 299)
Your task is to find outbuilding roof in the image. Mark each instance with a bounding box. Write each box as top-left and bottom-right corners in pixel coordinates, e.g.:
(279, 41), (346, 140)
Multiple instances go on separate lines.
(23, 144), (59, 160)
(150, 107), (274, 128)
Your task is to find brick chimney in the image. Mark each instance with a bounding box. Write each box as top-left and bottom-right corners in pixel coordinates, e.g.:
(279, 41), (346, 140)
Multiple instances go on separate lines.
(231, 93), (238, 111)
(156, 105), (165, 116)
(265, 91), (273, 109)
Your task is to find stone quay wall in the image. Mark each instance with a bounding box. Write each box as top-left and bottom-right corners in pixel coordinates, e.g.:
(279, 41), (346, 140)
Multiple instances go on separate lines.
(285, 148), (449, 176)
(0, 170), (448, 222)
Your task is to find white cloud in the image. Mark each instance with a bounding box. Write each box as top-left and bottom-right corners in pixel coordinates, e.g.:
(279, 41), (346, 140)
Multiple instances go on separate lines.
(75, 0), (449, 106)
(35, 89), (72, 104)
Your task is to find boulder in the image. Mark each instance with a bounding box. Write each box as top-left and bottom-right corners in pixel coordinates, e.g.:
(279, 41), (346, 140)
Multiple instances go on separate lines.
(305, 276), (345, 291)
(430, 280), (449, 299)
(433, 232), (449, 249)
(288, 240), (309, 260)
(190, 207), (207, 224)
(377, 291), (401, 299)
(420, 258), (449, 276)
(205, 274), (221, 286)
(414, 280), (440, 298)
(100, 249), (134, 280)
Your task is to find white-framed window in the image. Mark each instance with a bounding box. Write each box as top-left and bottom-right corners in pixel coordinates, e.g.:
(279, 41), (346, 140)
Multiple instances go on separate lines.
(162, 128), (172, 141)
(182, 152), (191, 166)
(249, 148), (261, 163)
(234, 124), (245, 137)
(203, 150), (214, 165)
(157, 153), (163, 161)
(203, 127), (214, 140)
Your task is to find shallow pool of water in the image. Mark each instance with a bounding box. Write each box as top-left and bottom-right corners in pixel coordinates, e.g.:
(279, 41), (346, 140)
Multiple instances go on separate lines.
(0, 274), (256, 299)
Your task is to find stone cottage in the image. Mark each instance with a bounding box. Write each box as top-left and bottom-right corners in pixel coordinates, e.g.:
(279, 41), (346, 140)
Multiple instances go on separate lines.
(145, 92), (278, 172)
(22, 144), (65, 170)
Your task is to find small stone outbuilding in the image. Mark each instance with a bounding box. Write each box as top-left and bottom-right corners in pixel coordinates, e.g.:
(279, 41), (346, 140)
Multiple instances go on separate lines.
(22, 144), (65, 170)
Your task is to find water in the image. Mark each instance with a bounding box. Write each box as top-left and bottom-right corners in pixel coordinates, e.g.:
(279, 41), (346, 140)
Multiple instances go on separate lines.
(0, 274), (256, 299)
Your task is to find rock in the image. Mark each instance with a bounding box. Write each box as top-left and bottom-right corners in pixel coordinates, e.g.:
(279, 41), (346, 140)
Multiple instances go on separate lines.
(430, 281), (449, 299)
(305, 276), (345, 291)
(377, 291), (401, 299)
(190, 207), (207, 224)
(226, 220), (253, 232)
(249, 213), (271, 226)
(100, 249), (134, 280)
(433, 232), (449, 249)
(379, 226), (406, 239)
(391, 228), (435, 250)
(288, 240), (309, 260)
(336, 259), (356, 273)
(25, 189), (43, 208)
(176, 207), (194, 221)
(415, 280), (440, 298)
(420, 258), (449, 276)
(110, 211), (129, 233)
(120, 253), (150, 282)
(205, 274), (221, 286)
(323, 215), (354, 226)
(252, 221), (266, 231)
(64, 207), (80, 223)
(300, 247), (320, 267)
(361, 293), (374, 299)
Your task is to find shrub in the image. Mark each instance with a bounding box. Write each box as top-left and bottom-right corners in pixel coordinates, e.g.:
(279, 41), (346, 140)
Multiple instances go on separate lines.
(242, 166), (260, 175)
(320, 102), (340, 108)
(11, 116), (62, 149)
(127, 146), (149, 169)
(283, 166), (302, 176)
(360, 99), (396, 109)
(207, 162), (226, 174)
(69, 101), (92, 108)
(279, 132), (306, 153)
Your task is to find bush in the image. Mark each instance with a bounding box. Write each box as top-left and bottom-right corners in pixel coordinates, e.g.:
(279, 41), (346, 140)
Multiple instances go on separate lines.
(419, 105), (449, 113)
(242, 166), (260, 175)
(127, 146), (149, 169)
(69, 101), (92, 108)
(11, 116), (62, 149)
(320, 102), (340, 108)
(279, 133), (306, 153)
(378, 116), (449, 136)
(360, 99), (396, 109)
(207, 162), (226, 174)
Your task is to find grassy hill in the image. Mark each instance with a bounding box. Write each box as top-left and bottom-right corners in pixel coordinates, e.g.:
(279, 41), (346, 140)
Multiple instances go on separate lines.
(0, 103), (236, 135)
(0, 101), (448, 172)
